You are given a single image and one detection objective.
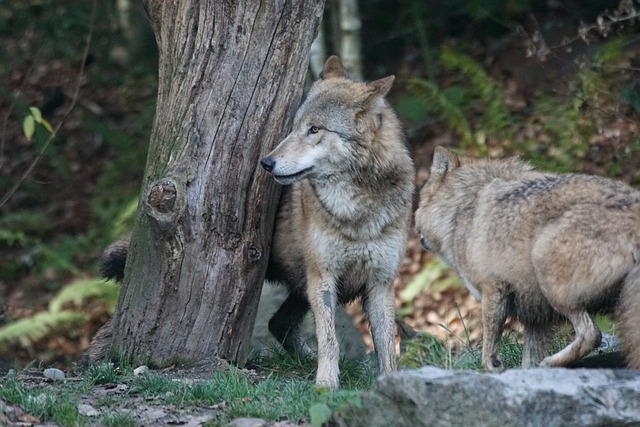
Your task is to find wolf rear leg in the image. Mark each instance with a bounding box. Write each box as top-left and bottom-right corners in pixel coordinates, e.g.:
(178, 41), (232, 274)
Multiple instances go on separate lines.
(308, 277), (340, 390)
(481, 283), (509, 371)
(540, 311), (601, 367)
(364, 283), (397, 375)
(268, 290), (312, 356)
(615, 264), (640, 369)
(521, 324), (551, 368)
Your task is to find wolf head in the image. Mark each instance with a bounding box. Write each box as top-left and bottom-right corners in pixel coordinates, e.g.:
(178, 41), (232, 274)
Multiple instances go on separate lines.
(260, 56), (395, 185)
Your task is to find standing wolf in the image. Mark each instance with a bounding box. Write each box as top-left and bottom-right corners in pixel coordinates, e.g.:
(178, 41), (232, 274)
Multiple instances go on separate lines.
(260, 56), (414, 389)
(415, 146), (640, 371)
(91, 56), (414, 389)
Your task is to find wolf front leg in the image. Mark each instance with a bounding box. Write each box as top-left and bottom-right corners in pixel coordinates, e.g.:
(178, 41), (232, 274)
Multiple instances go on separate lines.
(364, 282), (397, 375)
(307, 276), (341, 390)
(480, 283), (509, 370)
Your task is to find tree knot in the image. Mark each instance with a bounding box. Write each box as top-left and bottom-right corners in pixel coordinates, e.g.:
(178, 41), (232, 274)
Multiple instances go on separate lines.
(143, 176), (186, 234)
(148, 179), (177, 213)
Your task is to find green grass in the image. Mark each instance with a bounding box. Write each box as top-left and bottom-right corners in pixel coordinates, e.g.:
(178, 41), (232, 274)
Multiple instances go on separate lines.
(399, 317), (606, 371)
(0, 354), (372, 427)
(0, 325), (622, 426)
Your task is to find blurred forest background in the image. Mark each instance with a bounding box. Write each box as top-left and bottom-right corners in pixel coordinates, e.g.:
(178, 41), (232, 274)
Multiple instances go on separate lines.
(1, 0), (639, 371)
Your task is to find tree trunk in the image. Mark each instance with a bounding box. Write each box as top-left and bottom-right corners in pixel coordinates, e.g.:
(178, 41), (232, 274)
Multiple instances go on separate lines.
(110, 0), (324, 366)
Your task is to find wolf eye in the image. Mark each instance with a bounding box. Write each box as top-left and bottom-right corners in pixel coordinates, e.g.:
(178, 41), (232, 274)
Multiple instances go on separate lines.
(309, 126), (320, 135)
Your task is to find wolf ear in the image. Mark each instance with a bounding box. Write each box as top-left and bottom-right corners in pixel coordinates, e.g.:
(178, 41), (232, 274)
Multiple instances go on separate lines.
(367, 75), (395, 98)
(430, 146), (460, 178)
(320, 55), (349, 79)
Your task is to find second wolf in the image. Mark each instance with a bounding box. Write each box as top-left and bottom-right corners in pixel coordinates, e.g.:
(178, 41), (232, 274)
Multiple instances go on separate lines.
(415, 146), (640, 370)
(260, 56), (414, 388)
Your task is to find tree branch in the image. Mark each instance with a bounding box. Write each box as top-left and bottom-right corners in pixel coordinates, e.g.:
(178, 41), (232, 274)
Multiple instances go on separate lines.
(0, 0), (98, 209)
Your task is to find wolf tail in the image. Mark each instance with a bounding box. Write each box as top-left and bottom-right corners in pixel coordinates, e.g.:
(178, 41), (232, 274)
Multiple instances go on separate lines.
(99, 235), (131, 282)
(616, 263), (640, 369)
(80, 235), (130, 367)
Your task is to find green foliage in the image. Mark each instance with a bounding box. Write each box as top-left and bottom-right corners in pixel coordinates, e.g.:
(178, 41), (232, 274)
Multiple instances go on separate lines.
(400, 321), (613, 371)
(403, 38), (636, 177)
(400, 258), (462, 303)
(248, 346), (375, 390)
(309, 402), (333, 427)
(403, 46), (509, 151)
(22, 106), (54, 141)
(441, 46), (510, 142)
(100, 412), (137, 427)
(0, 278), (118, 347)
(1, 373), (85, 427)
(49, 278), (119, 313)
(404, 78), (474, 144)
(0, 310), (86, 347)
(84, 361), (126, 385)
(125, 365), (364, 425)
(0, 228), (29, 247)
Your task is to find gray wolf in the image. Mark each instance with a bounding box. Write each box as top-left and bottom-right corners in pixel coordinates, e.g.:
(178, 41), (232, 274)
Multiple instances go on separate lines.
(260, 56), (414, 389)
(414, 146), (640, 370)
(88, 57), (414, 389)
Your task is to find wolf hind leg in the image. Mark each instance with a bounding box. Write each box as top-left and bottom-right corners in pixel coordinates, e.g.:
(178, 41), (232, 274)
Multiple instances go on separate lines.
(540, 311), (601, 367)
(364, 283), (397, 375)
(268, 290), (312, 356)
(522, 324), (551, 368)
(481, 283), (509, 371)
(616, 264), (640, 369)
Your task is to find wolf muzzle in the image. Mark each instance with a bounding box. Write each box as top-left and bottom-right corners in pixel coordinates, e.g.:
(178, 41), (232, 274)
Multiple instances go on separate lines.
(260, 156), (276, 173)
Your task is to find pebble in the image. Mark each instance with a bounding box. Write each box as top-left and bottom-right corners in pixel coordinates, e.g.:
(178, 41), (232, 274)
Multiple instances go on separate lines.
(133, 365), (149, 376)
(43, 368), (65, 381)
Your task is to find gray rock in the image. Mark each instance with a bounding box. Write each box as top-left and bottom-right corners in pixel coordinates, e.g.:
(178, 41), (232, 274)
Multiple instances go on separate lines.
(335, 366), (640, 427)
(226, 418), (268, 427)
(43, 368), (65, 380)
(77, 403), (99, 417)
(250, 284), (366, 360)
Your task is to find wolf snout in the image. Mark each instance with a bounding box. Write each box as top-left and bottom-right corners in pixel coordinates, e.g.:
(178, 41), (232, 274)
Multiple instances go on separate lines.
(261, 156), (276, 173)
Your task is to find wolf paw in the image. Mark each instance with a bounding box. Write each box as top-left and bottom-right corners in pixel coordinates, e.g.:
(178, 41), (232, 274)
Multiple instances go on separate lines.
(315, 376), (339, 391)
(483, 357), (503, 371)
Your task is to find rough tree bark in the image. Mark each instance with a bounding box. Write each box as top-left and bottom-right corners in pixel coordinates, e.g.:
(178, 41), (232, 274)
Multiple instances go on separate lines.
(109, 0), (324, 366)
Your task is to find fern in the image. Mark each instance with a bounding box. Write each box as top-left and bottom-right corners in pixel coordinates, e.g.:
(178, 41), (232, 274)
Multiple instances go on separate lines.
(49, 278), (119, 313)
(0, 229), (29, 247)
(441, 46), (510, 139)
(0, 310), (86, 346)
(405, 78), (473, 144)
(0, 277), (119, 347)
(404, 46), (512, 150)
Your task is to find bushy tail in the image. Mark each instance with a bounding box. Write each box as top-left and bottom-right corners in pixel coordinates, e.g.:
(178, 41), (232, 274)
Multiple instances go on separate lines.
(99, 235), (131, 282)
(617, 264), (640, 369)
(79, 235), (130, 367)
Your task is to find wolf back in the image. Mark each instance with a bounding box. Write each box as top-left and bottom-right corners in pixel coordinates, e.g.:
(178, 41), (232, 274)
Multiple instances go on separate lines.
(415, 146), (640, 370)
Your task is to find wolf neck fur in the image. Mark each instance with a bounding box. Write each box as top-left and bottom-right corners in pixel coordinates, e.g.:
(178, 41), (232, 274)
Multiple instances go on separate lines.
(304, 109), (410, 239)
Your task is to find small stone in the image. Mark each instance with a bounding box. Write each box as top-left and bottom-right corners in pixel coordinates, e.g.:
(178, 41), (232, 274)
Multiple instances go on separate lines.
(133, 365), (149, 376)
(226, 417), (268, 427)
(43, 368), (65, 381)
(600, 333), (621, 351)
(78, 404), (99, 417)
